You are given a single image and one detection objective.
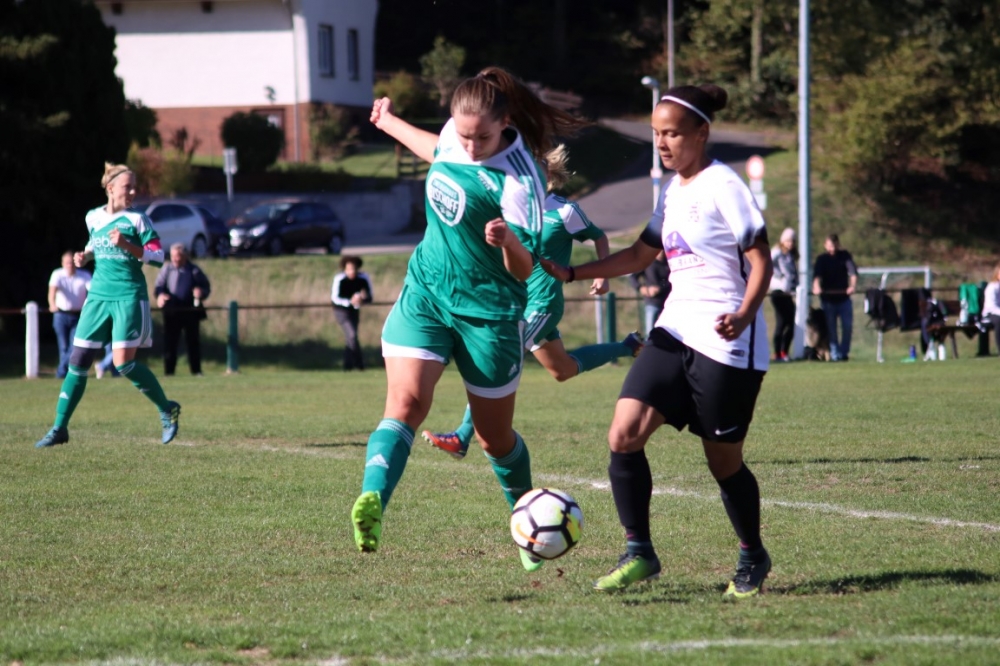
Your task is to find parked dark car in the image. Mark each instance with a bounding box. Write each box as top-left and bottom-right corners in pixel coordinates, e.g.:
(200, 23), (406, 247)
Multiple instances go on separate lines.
(228, 199), (345, 256)
(197, 205), (231, 257)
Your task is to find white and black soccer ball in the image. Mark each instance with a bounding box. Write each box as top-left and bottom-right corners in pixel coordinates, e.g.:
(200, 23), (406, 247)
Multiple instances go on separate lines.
(510, 487), (583, 560)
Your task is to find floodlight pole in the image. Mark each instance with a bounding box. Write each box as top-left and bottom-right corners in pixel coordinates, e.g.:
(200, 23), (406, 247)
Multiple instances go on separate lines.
(640, 76), (662, 210)
(793, 0), (811, 360)
(667, 0), (675, 89)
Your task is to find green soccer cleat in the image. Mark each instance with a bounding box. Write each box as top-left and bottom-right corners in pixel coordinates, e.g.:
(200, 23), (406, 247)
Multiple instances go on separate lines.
(35, 426), (69, 449)
(519, 548), (544, 572)
(351, 491), (383, 553)
(593, 553), (661, 592)
(723, 550), (772, 600)
(622, 331), (645, 357)
(160, 401), (181, 444)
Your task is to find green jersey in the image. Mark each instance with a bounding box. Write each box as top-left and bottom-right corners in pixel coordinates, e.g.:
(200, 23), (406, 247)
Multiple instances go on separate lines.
(525, 195), (605, 312)
(405, 118), (546, 320)
(83, 206), (163, 301)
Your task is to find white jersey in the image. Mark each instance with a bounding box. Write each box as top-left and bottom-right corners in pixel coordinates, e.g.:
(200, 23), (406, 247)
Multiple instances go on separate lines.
(48, 268), (91, 311)
(641, 160), (769, 371)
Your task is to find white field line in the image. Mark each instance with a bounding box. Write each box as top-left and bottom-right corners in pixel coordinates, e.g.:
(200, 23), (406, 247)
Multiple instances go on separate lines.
(252, 445), (1000, 533)
(414, 634), (1000, 663)
(536, 472), (1000, 533)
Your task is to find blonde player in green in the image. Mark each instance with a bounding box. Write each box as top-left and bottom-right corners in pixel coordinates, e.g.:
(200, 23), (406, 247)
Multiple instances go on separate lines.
(352, 67), (587, 571)
(422, 145), (643, 461)
(35, 163), (181, 448)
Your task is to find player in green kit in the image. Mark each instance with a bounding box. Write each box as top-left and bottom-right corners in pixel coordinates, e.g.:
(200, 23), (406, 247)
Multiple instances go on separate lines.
(35, 163), (181, 448)
(422, 145), (644, 461)
(351, 67), (587, 571)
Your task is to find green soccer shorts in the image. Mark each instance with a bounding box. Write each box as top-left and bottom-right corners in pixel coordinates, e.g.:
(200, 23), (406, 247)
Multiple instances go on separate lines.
(382, 286), (525, 397)
(523, 306), (564, 352)
(73, 299), (154, 350)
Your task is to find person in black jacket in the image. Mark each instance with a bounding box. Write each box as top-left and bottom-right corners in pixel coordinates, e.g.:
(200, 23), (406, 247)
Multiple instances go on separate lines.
(811, 234), (857, 362)
(331, 255), (373, 371)
(155, 243), (211, 376)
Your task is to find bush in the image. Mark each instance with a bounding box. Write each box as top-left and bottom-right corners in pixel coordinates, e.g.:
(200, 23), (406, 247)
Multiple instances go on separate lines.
(127, 144), (194, 197)
(373, 70), (431, 119)
(309, 104), (360, 161)
(220, 112), (285, 173)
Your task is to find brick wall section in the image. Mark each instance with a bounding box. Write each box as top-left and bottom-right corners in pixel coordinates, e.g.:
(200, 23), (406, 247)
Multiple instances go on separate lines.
(156, 103), (367, 162)
(155, 104), (307, 161)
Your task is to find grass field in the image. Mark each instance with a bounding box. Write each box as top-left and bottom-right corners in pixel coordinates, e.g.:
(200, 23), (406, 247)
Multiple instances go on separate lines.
(2, 359), (999, 665)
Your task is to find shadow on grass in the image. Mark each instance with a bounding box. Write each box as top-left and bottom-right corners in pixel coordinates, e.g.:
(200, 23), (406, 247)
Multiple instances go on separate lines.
(766, 455), (1000, 465)
(306, 441), (367, 449)
(586, 569), (997, 605)
(0, 340), (386, 377)
(777, 569), (998, 596)
(197, 340), (386, 372)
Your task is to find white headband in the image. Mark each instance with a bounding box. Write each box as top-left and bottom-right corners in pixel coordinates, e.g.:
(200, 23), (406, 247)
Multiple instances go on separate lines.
(661, 95), (712, 125)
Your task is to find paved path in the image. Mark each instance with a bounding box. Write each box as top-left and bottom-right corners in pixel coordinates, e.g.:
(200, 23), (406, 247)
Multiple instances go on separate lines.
(344, 119), (784, 254)
(578, 119), (785, 237)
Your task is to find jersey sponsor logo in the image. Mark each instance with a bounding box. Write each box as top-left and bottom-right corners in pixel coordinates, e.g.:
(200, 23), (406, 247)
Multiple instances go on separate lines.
(427, 173), (466, 227)
(664, 231), (704, 271)
(476, 170), (499, 192)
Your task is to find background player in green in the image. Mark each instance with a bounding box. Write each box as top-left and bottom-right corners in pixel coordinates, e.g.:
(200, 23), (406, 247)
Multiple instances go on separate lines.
(352, 67), (587, 571)
(35, 163), (181, 448)
(422, 145), (644, 460)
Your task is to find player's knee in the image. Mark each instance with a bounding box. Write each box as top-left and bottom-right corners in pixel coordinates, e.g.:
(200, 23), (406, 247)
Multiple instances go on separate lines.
(607, 426), (644, 453)
(68, 346), (97, 368)
(385, 391), (430, 425)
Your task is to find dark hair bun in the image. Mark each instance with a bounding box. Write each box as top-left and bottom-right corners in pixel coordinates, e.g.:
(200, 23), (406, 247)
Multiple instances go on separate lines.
(698, 84), (728, 114)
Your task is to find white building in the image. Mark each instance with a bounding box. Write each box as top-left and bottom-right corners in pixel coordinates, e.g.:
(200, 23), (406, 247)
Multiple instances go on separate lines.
(96, 0), (378, 161)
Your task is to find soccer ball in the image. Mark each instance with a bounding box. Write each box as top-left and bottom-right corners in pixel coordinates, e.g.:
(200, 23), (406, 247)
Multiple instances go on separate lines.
(510, 487), (583, 560)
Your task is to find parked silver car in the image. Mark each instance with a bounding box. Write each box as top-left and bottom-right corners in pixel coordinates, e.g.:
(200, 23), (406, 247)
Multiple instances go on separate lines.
(135, 200), (214, 258)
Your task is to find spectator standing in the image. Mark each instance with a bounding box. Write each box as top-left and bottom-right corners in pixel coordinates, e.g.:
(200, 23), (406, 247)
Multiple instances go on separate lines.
(48, 251), (92, 379)
(982, 262), (1000, 354)
(812, 233), (857, 362)
(155, 243), (211, 376)
(331, 255), (374, 371)
(629, 251), (670, 337)
(769, 228), (799, 361)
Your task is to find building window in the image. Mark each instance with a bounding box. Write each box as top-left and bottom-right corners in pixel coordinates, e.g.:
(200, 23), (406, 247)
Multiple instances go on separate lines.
(318, 24), (334, 77)
(347, 29), (359, 81)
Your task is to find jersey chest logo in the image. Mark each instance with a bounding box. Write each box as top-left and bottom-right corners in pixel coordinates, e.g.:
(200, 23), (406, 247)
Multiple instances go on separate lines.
(427, 173), (466, 227)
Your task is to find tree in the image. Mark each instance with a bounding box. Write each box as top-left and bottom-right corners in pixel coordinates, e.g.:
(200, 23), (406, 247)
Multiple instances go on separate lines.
(123, 98), (160, 148)
(0, 0), (128, 332)
(419, 36), (466, 109)
(220, 112), (284, 173)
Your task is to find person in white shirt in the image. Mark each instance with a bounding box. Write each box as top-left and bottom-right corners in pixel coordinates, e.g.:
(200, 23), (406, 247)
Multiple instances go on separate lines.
(48, 251), (92, 378)
(982, 263), (1000, 354)
(542, 83), (773, 598)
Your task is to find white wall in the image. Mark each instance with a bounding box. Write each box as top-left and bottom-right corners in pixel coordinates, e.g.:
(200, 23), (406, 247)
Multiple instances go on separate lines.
(101, 0), (376, 108)
(299, 0), (377, 106)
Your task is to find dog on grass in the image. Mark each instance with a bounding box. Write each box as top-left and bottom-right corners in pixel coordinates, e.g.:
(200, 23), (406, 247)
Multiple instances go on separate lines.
(805, 307), (831, 361)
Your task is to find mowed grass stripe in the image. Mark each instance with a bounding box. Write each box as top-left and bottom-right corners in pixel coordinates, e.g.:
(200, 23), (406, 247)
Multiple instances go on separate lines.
(1, 361), (998, 665)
